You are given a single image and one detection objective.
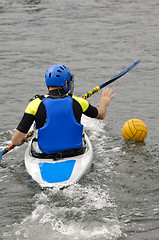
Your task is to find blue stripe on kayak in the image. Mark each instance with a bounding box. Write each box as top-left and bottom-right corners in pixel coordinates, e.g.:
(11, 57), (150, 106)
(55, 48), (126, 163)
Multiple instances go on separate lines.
(38, 160), (76, 183)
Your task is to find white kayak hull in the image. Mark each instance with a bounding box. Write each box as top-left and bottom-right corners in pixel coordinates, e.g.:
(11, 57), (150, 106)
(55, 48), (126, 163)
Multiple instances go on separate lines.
(24, 134), (93, 188)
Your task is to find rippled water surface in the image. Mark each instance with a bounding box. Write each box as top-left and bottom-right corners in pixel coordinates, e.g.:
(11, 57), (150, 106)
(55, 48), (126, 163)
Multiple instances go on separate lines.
(0, 0), (159, 239)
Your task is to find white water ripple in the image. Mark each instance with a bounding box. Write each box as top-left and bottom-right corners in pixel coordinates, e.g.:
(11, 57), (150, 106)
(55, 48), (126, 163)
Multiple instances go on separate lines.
(3, 184), (122, 240)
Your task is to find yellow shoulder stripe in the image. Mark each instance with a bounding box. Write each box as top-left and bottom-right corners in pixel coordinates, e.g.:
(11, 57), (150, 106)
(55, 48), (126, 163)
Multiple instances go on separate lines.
(72, 95), (89, 112)
(25, 98), (42, 116)
(25, 95), (48, 116)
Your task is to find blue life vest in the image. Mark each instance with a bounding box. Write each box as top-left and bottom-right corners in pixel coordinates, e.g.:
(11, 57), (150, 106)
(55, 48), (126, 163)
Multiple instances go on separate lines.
(38, 96), (83, 154)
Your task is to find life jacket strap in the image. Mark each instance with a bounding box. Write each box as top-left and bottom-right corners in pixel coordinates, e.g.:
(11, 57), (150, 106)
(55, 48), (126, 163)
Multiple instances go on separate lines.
(31, 137), (86, 160)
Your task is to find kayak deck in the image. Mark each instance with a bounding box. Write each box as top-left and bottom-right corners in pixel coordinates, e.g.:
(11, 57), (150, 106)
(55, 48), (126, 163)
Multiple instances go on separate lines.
(24, 134), (93, 188)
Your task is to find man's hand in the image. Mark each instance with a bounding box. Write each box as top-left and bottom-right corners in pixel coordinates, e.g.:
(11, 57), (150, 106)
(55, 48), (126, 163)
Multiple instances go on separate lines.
(96, 88), (116, 119)
(12, 130), (28, 146)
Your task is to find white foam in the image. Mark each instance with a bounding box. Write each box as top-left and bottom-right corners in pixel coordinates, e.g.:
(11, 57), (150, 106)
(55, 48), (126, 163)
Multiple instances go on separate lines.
(2, 117), (122, 240)
(3, 184), (122, 240)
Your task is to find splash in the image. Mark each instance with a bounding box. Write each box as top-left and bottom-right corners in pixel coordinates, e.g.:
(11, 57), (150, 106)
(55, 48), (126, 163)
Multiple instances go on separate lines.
(3, 184), (122, 240)
(2, 118), (122, 240)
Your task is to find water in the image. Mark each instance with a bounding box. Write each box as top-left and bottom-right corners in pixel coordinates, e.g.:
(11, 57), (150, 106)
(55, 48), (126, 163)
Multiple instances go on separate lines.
(0, 0), (159, 239)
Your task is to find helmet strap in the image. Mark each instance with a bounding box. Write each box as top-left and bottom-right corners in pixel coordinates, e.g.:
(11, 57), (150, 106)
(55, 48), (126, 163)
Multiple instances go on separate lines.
(69, 75), (74, 94)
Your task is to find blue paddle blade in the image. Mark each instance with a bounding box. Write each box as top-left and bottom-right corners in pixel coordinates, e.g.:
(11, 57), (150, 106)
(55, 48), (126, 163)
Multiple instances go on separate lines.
(0, 149), (7, 163)
(82, 60), (140, 99)
(99, 60), (141, 89)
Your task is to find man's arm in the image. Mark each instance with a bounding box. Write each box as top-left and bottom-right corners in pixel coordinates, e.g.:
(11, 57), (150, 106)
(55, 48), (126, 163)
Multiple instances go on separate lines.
(12, 129), (28, 146)
(12, 97), (42, 145)
(96, 88), (116, 119)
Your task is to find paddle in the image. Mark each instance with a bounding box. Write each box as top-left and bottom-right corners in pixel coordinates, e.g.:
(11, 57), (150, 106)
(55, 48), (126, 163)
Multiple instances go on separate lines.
(82, 60), (140, 99)
(0, 60), (140, 162)
(0, 130), (34, 162)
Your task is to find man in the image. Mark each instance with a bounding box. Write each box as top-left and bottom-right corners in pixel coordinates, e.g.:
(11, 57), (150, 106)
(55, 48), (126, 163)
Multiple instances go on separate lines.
(12, 64), (116, 157)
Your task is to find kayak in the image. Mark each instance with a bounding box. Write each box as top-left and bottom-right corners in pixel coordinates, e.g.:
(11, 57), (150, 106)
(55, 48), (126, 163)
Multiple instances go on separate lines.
(24, 133), (93, 188)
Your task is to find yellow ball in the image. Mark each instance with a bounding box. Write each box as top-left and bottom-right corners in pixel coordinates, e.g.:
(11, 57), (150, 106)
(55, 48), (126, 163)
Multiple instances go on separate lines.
(122, 119), (148, 141)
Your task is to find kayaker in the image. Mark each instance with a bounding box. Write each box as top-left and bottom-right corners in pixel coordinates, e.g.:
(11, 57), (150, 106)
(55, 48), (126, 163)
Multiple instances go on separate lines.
(12, 64), (116, 158)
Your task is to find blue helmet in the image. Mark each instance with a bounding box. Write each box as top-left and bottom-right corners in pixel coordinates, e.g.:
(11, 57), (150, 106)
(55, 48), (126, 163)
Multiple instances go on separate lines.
(45, 64), (72, 92)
